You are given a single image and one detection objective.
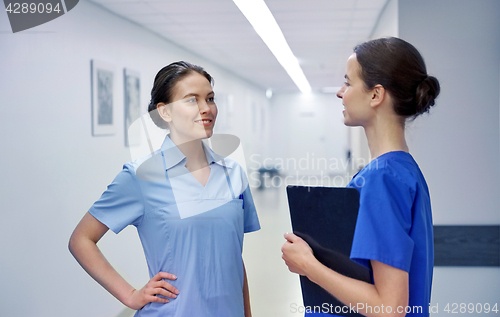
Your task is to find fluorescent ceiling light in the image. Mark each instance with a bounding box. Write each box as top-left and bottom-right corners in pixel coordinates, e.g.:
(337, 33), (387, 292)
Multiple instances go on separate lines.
(233, 0), (312, 93)
(266, 88), (273, 99)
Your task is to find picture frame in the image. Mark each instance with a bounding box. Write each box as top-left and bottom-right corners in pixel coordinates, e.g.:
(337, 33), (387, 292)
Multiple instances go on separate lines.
(91, 60), (115, 136)
(124, 68), (141, 146)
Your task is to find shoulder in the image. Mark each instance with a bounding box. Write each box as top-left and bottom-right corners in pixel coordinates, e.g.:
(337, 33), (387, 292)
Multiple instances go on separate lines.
(351, 152), (419, 192)
(126, 149), (166, 182)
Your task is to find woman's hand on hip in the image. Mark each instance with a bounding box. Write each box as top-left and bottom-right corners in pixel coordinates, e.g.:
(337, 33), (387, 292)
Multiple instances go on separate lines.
(126, 272), (180, 310)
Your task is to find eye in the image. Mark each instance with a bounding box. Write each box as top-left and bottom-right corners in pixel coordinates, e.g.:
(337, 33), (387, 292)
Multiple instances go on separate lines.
(185, 97), (197, 104)
(207, 97), (215, 103)
(344, 82), (350, 87)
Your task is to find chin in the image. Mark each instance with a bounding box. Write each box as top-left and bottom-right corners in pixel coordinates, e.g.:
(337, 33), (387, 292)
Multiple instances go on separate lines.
(343, 116), (359, 127)
(202, 128), (214, 139)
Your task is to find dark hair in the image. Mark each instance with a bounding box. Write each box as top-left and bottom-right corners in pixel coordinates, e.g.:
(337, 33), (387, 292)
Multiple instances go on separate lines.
(354, 37), (440, 119)
(148, 61), (213, 129)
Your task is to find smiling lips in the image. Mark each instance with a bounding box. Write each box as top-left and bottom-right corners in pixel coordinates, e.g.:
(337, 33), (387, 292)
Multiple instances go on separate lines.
(194, 119), (213, 126)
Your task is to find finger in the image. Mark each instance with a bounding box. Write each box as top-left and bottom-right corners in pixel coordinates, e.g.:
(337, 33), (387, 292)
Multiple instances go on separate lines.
(150, 294), (169, 304)
(283, 261), (294, 272)
(155, 287), (178, 299)
(154, 271), (177, 281)
(147, 283), (172, 298)
(281, 240), (294, 254)
(284, 232), (299, 243)
(156, 280), (180, 295)
(285, 262), (298, 273)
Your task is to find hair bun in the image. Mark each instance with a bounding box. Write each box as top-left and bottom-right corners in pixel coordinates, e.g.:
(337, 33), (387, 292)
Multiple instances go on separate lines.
(415, 75), (440, 115)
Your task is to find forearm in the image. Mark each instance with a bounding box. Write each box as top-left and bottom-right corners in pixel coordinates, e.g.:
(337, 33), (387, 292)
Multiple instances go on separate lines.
(243, 262), (252, 317)
(69, 234), (135, 308)
(306, 260), (407, 317)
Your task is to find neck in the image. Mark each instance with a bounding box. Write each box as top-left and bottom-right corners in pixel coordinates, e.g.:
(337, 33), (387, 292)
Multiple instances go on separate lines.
(363, 115), (409, 160)
(169, 132), (208, 169)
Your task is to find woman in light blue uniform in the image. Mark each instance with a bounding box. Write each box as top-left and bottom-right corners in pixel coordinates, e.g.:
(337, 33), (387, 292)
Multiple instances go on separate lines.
(69, 61), (260, 317)
(282, 37), (439, 317)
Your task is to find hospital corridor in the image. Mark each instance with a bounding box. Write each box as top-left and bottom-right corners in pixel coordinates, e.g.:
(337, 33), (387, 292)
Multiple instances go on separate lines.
(0, 0), (499, 316)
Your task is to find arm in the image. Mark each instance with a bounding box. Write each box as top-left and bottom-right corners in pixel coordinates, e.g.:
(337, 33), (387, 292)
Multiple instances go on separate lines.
(294, 231), (370, 282)
(243, 261), (252, 317)
(68, 212), (179, 310)
(281, 233), (408, 317)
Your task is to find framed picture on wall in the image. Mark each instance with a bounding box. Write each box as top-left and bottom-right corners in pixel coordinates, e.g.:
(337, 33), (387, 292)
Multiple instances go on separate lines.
(124, 68), (141, 147)
(91, 60), (115, 136)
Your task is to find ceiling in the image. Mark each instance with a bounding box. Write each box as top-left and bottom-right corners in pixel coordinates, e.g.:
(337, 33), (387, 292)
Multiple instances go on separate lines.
(89, 0), (388, 93)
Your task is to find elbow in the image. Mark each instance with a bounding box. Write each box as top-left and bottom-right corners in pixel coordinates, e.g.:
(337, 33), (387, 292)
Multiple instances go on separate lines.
(68, 232), (76, 255)
(68, 230), (81, 257)
(382, 305), (408, 317)
(358, 304), (408, 317)
(392, 311), (406, 317)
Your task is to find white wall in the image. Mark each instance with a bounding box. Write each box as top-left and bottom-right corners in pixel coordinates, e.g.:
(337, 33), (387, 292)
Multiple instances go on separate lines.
(399, 0), (500, 314)
(400, 0), (500, 225)
(370, 0), (398, 40)
(0, 1), (269, 316)
(267, 92), (349, 184)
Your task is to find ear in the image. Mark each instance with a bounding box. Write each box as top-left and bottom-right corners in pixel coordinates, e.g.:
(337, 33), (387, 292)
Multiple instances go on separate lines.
(369, 84), (386, 109)
(157, 102), (172, 123)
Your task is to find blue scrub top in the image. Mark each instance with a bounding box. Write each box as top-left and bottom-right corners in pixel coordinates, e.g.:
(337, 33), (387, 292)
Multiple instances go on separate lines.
(306, 151), (434, 317)
(89, 135), (260, 317)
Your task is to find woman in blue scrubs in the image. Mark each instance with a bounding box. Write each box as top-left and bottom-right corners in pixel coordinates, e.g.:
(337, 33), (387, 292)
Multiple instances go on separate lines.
(281, 37), (439, 317)
(69, 61), (260, 317)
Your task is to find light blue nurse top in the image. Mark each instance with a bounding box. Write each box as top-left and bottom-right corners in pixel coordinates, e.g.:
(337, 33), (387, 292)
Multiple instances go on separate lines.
(89, 135), (260, 317)
(306, 151), (433, 317)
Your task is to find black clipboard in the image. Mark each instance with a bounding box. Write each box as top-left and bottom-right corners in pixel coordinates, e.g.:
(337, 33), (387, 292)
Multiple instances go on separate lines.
(287, 186), (371, 317)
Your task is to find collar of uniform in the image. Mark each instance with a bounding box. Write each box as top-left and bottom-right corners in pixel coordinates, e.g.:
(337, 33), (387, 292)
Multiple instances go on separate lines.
(160, 134), (234, 170)
(203, 140), (235, 169)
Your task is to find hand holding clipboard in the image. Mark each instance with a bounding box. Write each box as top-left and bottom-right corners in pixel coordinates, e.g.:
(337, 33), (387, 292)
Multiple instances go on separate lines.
(285, 186), (370, 317)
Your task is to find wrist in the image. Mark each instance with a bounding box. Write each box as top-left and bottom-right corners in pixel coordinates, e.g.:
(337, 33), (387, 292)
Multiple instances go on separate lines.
(122, 288), (138, 309)
(305, 257), (324, 284)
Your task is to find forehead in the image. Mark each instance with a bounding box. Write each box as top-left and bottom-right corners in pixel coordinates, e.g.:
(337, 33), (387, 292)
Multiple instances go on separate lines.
(346, 53), (360, 77)
(172, 72), (212, 97)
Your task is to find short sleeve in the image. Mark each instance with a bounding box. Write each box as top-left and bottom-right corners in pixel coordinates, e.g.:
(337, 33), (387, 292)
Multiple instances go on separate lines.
(89, 164), (144, 234)
(349, 166), (415, 272)
(241, 185), (260, 233)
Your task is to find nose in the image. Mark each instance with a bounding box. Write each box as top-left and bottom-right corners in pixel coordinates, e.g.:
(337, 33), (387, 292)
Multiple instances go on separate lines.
(198, 100), (210, 114)
(336, 86), (345, 99)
